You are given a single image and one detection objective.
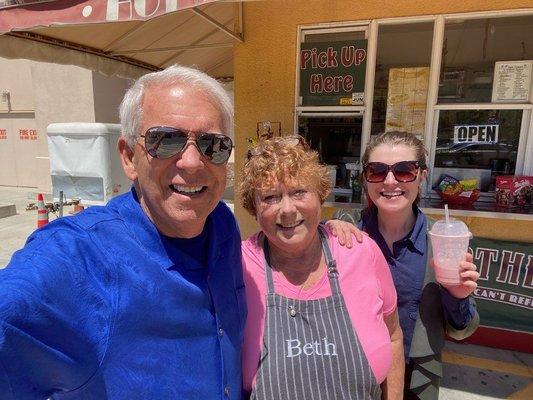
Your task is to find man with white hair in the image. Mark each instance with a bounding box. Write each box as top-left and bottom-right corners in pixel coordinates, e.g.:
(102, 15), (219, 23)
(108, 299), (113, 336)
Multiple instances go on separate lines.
(0, 65), (245, 399)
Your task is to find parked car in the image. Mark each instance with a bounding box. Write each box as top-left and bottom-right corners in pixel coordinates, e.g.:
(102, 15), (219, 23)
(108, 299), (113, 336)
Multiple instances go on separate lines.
(435, 141), (517, 170)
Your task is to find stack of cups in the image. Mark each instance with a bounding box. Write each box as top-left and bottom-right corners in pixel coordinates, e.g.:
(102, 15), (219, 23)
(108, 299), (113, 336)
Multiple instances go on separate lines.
(428, 206), (472, 285)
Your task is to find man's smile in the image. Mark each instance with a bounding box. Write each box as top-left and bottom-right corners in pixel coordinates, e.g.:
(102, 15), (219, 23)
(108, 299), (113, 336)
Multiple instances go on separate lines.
(169, 184), (207, 195)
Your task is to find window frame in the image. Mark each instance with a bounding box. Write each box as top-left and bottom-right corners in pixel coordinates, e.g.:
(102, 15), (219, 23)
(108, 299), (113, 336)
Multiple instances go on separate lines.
(295, 22), (372, 152)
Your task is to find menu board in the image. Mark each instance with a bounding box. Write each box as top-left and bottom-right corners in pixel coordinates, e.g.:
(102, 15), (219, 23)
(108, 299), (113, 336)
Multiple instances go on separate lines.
(491, 61), (533, 103)
(385, 67), (429, 138)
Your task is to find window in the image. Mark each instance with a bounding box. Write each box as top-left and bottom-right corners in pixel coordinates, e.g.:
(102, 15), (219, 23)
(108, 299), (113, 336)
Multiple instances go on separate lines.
(372, 22), (434, 136)
(431, 14), (533, 199)
(432, 109), (523, 192)
(439, 15), (533, 103)
(296, 25), (370, 202)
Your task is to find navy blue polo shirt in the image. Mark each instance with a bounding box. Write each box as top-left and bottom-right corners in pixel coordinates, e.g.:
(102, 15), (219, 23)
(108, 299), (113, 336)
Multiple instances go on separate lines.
(0, 189), (245, 399)
(360, 206), (473, 360)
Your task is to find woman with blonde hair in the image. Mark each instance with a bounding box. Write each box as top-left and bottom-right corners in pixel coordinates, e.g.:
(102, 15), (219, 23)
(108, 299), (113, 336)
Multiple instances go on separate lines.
(239, 135), (404, 399)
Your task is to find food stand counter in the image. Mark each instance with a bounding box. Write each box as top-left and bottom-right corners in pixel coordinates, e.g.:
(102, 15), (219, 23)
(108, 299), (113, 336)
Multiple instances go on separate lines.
(321, 201), (533, 353)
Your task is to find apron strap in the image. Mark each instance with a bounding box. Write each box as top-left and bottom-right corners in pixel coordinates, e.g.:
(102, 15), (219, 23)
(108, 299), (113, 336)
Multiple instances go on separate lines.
(318, 225), (342, 296)
(262, 238), (276, 294)
(262, 227), (340, 296)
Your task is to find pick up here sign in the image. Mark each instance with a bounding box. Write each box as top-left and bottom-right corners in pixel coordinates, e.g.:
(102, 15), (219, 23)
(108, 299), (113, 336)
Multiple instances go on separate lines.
(299, 40), (367, 106)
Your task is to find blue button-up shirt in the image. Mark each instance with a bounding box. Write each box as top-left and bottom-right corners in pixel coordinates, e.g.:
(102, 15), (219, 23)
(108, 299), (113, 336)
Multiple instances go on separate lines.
(0, 189), (246, 399)
(360, 206), (473, 359)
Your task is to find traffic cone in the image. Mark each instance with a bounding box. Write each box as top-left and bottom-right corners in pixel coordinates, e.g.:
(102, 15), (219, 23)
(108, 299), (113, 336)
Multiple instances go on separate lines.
(37, 193), (49, 228)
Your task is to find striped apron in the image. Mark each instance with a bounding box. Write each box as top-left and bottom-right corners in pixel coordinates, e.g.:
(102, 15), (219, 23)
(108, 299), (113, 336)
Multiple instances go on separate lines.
(250, 228), (381, 400)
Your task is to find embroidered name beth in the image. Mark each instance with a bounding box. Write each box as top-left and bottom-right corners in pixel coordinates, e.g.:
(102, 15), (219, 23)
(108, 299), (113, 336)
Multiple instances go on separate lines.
(286, 337), (338, 358)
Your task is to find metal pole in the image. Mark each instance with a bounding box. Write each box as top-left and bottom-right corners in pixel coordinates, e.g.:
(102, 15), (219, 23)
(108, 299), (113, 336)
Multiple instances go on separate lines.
(59, 190), (64, 218)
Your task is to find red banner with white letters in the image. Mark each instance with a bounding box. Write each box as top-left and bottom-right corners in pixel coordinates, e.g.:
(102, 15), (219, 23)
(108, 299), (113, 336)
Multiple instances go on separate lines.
(0, 0), (219, 33)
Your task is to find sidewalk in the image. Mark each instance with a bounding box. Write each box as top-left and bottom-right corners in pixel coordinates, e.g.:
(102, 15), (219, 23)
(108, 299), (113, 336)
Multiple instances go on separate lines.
(441, 341), (533, 399)
(0, 185), (531, 399)
(0, 186), (49, 266)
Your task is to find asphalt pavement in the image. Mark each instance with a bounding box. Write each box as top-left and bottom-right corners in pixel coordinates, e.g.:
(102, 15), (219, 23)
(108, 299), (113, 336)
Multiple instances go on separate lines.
(0, 185), (531, 399)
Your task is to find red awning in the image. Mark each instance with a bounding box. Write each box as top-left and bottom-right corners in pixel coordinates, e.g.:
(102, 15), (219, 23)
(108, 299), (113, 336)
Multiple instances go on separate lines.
(0, 0), (243, 78)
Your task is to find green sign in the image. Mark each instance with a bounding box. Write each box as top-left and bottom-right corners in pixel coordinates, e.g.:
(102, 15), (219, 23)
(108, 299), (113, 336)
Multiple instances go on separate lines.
(299, 40), (367, 106)
(470, 237), (532, 333)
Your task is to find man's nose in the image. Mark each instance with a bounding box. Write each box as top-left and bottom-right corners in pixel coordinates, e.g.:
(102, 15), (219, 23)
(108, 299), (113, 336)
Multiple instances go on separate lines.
(175, 140), (204, 171)
(383, 170), (398, 185)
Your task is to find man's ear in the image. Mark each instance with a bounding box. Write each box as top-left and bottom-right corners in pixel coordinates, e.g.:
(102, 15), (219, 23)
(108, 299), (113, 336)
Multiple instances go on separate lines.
(118, 137), (137, 181)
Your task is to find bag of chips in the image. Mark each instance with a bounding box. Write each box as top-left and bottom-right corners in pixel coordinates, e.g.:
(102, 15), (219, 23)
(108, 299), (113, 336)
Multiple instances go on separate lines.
(435, 175), (480, 205)
(438, 175), (461, 196)
(459, 179), (478, 191)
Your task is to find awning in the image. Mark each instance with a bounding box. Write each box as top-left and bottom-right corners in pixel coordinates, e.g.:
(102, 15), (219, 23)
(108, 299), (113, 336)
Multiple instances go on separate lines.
(0, 0), (244, 79)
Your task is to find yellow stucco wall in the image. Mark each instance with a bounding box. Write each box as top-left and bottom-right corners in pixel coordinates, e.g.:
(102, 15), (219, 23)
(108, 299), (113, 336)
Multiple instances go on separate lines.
(233, 0), (533, 240)
(319, 207), (533, 243)
(424, 215), (533, 243)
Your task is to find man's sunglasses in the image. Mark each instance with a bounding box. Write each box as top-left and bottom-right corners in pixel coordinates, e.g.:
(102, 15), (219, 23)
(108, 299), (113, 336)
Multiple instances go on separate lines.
(362, 161), (420, 183)
(140, 126), (233, 165)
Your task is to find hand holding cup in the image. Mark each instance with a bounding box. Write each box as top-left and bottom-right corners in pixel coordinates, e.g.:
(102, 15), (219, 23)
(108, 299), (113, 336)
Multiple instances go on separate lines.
(431, 252), (480, 299)
(428, 208), (472, 283)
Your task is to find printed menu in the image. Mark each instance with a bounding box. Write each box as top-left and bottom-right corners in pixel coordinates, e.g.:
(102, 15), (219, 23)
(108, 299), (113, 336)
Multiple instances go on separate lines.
(492, 61), (532, 103)
(385, 67), (430, 138)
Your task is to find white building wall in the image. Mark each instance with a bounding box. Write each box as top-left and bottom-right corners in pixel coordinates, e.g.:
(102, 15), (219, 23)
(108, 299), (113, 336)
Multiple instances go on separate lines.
(0, 58), (129, 192)
(0, 59), (37, 187)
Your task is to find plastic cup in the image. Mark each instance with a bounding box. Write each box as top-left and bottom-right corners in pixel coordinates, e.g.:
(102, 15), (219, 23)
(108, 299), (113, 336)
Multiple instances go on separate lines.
(428, 217), (472, 285)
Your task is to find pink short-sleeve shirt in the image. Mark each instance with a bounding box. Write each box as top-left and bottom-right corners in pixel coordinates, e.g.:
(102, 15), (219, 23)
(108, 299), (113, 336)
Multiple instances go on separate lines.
(241, 230), (397, 391)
